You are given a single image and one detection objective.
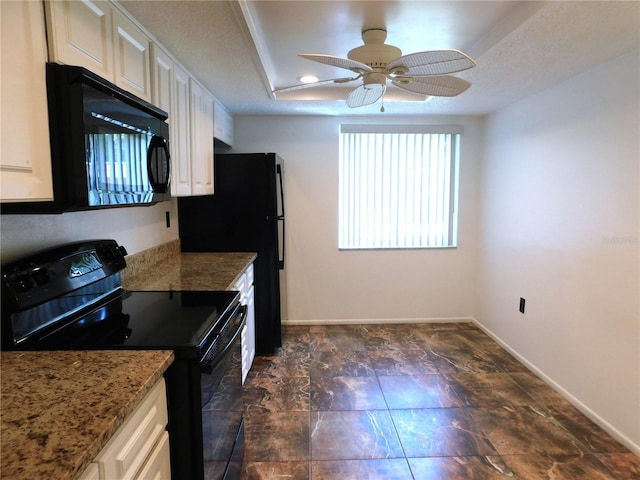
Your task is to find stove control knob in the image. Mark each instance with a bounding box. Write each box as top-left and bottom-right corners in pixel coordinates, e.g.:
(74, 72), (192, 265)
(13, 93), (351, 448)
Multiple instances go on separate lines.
(32, 269), (50, 286)
(13, 274), (33, 292)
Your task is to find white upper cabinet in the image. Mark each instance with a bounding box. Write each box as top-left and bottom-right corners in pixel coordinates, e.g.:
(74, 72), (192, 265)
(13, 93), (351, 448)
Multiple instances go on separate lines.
(45, 0), (151, 101)
(151, 45), (193, 196)
(172, 65), (194, 196)
(213, 100), (234, 147)
(189, 80), (215, 196)
(0, 1), (54, 202)
(4, 0), (227, 203)
(45, 0), (114, 80)
(112, 8), (151, 101)
(150, 44), (172, 115)
(151, 52), (214, 197)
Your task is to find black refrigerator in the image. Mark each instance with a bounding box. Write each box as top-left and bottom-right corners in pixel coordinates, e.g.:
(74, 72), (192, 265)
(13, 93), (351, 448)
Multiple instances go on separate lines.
(178, 153), (284, 354)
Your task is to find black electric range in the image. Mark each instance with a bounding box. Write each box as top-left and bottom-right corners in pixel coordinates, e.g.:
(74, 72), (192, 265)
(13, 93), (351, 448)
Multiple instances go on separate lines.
(1, 239), (246, 480)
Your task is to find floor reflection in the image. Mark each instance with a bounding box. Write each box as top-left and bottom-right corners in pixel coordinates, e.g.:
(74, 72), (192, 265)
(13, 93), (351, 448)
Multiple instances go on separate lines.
(241, 323), (636, 479)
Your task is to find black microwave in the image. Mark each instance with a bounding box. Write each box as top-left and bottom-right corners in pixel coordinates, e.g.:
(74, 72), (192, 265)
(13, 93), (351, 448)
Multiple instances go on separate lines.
(2, 63), (171, 214)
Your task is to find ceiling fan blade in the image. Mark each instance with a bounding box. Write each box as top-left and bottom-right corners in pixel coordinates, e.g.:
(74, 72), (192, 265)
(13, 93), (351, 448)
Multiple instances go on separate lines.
(273, 76), (359, 93)
(387, 50), (476, 76)
(391, 75), (471, 97)
(299, 54), (373, 74)
(346, 84), (386, 108)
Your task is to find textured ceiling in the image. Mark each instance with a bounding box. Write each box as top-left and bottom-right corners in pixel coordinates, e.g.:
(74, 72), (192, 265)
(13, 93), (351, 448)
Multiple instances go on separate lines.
(119, 0), (640, 116)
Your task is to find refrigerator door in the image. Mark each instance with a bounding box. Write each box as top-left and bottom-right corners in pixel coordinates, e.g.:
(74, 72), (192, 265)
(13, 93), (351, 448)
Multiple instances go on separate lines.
(178, 153), (283, 354)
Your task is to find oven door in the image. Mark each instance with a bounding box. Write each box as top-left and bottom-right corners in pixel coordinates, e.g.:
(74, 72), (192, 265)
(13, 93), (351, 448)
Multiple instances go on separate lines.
(200, 306), (246, 480)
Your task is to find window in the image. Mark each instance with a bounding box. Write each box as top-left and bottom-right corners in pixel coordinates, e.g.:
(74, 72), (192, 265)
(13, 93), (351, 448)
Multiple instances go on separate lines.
(339, 125), (461, 249)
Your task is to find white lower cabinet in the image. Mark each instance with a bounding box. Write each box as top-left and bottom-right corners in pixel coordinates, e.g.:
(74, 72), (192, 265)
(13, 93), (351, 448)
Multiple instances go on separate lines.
(246, 283), (256, 374)
(233, 264), (255, 383)
(79, 379), (170, 480)
(78, 463), (100, 480)
(134, 431), (171, 480)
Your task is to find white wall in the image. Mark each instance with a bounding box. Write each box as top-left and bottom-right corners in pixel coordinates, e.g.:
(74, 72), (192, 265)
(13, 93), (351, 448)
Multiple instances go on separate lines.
(0, 199), (179, 262)
(231, 115), (481, 323)
(476, 50), (639, 450)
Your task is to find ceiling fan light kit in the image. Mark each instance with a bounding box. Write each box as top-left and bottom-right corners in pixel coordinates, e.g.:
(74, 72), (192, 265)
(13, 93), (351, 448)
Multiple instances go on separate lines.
(298, 75), (319, 83)
(275, 28), (476, 110)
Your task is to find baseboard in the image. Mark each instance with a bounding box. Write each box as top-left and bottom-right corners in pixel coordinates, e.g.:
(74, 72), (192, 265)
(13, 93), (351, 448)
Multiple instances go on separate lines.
(282, 317), (475, 326)
(471, 317), (640, 456)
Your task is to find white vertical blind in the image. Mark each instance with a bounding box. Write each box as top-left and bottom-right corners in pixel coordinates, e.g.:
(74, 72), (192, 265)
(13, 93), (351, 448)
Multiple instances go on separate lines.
(339, 126), (460, 249)
(87, 132), (151, 192)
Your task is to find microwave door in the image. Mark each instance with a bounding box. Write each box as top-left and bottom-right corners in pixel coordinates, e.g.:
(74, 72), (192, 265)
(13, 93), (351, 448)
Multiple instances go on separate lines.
(86, 130), (154, 206)
(84, 105), (171, 206)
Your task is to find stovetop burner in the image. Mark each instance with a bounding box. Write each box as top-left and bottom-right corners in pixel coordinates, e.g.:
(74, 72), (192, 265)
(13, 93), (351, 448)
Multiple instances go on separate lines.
(32, 290), (239, 359)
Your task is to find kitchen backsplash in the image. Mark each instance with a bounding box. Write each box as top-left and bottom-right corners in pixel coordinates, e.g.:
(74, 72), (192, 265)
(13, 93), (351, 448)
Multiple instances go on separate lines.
(120, 239), (181, 284)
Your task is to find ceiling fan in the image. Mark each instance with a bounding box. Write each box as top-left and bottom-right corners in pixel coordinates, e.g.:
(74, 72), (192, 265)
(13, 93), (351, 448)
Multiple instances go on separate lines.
(274, 28), (476, 109)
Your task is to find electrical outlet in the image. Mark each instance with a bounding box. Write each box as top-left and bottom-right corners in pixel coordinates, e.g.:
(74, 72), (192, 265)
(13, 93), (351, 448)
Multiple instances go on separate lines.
(165, 211), (170, 228)
(519, 297), (526, 314)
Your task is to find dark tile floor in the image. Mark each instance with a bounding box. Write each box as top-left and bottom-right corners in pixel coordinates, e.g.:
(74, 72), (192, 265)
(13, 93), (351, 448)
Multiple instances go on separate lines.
(240, 323), (639, 479)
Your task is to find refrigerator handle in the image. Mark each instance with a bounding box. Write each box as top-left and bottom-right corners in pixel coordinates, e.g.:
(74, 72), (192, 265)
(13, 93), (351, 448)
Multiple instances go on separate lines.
(277, 216), (285, 270)
(276, 162), (285, 269)
(276, 163), (285, 217)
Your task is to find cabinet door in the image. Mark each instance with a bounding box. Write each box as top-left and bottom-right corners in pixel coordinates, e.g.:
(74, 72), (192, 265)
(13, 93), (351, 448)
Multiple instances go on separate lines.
(0, 1), (54, 202)
(112, 8), (151, 101)
(151, 44), (172, 115)
(241, 324), (249, 384)
(94, 380), (168, 480)
(189, 80), (214, 196)
(78, 463), (100, 480)
(134, 431), (171, 480)
(234, 268), (255, 381)
(198, 91), (215, 195)
(246, 283), (256, 370)
(172, 65), (192, 196)
(151, 44), (179, 195)
(45, 0), (113, 80)
(213, 100), (233, 147)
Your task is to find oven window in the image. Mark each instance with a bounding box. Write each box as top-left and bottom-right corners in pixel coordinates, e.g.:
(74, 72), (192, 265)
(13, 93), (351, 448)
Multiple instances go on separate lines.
(201, 331), (244, 479)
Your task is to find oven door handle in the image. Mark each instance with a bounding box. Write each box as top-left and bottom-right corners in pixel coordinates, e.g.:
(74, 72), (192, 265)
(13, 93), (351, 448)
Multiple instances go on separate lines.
(200, 305), (247, 375)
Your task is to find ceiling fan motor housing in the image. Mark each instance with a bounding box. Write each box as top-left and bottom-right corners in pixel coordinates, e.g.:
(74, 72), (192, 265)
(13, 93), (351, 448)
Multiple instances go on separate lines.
(348, 29), (402, 69)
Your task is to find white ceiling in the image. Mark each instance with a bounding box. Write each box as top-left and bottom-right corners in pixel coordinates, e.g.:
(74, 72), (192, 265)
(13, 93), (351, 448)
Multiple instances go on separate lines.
(119, 0), (640, 116)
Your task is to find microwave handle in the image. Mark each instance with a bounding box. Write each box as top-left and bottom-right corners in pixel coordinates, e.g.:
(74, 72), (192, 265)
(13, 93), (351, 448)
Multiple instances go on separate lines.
(147, 136), (171, 193)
